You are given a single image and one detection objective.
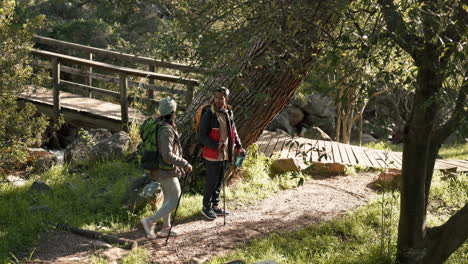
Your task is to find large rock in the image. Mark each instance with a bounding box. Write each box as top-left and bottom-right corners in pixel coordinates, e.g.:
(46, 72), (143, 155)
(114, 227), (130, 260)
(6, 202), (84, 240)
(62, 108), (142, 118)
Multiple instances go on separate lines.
(28, 148), (58, 173)
(29, 180), (52, 193)
(304, 162), (346, 175)
(91, 131), (130, 161)
(268, 111), (295, 135)
(286, 105), (304, 127)
(302, 127), (332, 141)
(64, 128), (112, 164)
(271, 158), (307, 173)
(293, 94), (336, 135)
(6, 175), (27, 187)
(376, 168), (401, 189)
(122, 174), (162, 212)
(360, 133), (378, 144)
(64, 129), (130, 164)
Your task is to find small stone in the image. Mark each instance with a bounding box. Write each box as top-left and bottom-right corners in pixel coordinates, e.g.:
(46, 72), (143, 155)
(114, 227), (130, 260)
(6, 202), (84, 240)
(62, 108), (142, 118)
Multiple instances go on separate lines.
(29, 180), (52, 193)
(93, 240), (113, 249)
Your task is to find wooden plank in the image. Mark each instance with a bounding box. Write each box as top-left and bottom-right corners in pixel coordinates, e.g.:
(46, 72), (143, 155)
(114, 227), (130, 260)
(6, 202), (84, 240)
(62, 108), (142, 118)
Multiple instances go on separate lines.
(369, 149), (388, 168)
(343, 143), (358, 165)
(321, 140), (334, 163)
(330, 141), (342, 164)
(31, 49), (200, 86)
(436, 159), (468, 171)
(280, 136), (297, 159)
(271, 134), (289, 159)
(257, 131), (273, 153)
(337, 142), (350, 164)
(389, 151), (403, 168)
(361, 147), (380, 168)
(19, 86), (145, 123)
(350, 144), (373, 168)
(263, 133), (281, 158)
(34, 35), (206, 74)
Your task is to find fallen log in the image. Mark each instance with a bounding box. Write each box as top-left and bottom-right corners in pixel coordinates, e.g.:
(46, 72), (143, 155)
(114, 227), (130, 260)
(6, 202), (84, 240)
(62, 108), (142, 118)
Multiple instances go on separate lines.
(56, 224), (138, 250)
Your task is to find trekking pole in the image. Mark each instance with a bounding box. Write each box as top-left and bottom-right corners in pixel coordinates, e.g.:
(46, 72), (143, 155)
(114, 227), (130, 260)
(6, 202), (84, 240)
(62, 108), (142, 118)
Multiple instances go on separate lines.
(165, 171), (190, 245)
(223, 162), (227, 226)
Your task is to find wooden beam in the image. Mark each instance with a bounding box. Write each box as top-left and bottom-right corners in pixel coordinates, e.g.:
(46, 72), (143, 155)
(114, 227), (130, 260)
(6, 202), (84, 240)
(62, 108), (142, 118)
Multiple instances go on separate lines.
(31, 49), (200, 86)
(32, 59), (186, 95)
(33, 35), (206, 74)
(60, 80), (120, 98)
(120, 73), (129, 131)
(51, 57), (60, 121)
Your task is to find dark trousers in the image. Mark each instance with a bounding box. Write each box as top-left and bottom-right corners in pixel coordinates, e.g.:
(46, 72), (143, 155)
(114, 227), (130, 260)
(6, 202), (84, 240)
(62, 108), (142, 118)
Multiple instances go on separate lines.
(203, 160), (228, 209)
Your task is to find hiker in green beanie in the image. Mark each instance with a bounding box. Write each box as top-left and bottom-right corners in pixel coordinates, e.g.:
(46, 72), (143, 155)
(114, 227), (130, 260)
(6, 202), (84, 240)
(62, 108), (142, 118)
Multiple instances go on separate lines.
(140, 97), (192, 239)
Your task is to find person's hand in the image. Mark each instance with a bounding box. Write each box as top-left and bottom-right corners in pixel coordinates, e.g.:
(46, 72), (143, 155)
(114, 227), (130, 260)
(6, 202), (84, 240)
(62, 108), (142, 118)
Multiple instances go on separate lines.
(184, 164), (193, 174)
(237, 147), (246, 155)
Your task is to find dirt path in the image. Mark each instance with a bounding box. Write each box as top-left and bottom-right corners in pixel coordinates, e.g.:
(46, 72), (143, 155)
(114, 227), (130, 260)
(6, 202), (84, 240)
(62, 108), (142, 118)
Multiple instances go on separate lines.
(27, 172), (377, 263)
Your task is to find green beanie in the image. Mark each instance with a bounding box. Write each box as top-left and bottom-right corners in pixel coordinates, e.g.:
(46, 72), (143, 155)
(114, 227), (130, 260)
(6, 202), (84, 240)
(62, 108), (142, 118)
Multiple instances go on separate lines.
(159, 97), (177, 116)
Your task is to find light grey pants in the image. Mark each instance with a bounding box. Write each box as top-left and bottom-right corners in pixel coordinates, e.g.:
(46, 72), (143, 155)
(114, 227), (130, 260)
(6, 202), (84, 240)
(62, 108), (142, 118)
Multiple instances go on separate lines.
(147, 176), (181, 227)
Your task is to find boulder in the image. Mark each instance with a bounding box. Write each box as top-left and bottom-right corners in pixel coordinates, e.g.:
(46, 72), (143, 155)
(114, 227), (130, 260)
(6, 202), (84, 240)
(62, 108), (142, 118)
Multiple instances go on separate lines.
(377, 168), (401, 188)
(304, 162), (346, 175)
(286, 106), (304, 127)
(6, 175), (27, 187)
(302, 127), (332, 141)
(122, 174), (162, 212)
(271, 158), (306, 173)
(91, 131), (130, 161)
(360, 133), (378, 144)
(268, 111), (295, 135)
(28, 148), (58, 173)
(29, 180), (52, 193)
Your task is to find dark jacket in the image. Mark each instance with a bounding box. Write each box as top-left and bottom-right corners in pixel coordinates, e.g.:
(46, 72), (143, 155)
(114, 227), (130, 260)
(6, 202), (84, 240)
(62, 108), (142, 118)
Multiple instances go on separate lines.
(198, 104), (242, 162)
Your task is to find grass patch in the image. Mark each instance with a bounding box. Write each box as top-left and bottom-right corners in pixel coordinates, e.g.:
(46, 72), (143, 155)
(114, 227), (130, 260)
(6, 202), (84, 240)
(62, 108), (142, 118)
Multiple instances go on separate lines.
(210, 171), (468, 264)
(0, 144), (302, 263)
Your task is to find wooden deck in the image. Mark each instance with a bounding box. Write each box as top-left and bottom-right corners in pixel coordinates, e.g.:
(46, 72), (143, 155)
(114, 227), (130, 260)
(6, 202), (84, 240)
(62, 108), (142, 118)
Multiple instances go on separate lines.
(19, 86), (147, 132)
(257, 131), (468, 172)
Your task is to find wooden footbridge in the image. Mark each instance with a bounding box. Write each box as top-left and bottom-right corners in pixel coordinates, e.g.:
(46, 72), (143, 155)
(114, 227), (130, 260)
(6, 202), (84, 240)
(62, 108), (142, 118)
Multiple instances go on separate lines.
(20, 36), (467, 172)
(20, 35), (202, 131)
(257, 131), (468, 172)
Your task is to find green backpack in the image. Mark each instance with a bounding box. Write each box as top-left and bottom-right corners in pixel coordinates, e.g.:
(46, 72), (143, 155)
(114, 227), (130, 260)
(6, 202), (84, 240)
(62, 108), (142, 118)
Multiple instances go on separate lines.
(139, 117), (174, 170)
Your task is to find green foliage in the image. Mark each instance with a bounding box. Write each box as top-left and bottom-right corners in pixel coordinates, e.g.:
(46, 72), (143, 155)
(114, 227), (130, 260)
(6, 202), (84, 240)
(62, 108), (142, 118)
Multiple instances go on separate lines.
(0, 1), (49, 175)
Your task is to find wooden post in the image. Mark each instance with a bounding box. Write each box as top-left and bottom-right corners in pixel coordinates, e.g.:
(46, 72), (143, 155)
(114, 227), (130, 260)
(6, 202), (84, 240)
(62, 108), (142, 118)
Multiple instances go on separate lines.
(120, 72), (129, 131)
(147, 65), (155, 99)
(185, 83), (194, 107)
(51, 57), (60, 121)
(87, 53), (93, 97)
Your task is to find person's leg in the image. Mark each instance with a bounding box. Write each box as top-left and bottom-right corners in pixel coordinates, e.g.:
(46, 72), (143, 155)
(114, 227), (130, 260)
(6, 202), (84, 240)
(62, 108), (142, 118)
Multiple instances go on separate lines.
(202, 161), (222, 219)
(141, 177), (180, 238)
(211, 161), (225, 207)
(212, 161), (230, 215)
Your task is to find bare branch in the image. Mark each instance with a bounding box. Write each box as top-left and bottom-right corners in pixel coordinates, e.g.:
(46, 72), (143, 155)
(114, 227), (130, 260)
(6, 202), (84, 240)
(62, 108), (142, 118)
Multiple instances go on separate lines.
(377, 0), (423, 58)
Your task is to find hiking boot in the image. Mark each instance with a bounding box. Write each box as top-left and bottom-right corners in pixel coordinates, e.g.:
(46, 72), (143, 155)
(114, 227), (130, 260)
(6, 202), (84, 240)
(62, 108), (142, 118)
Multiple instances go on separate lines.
(140, 218), (156, 239)
(158, 226), (179, 238)
(212, 207), (230, 216)
(201, 207), (217, 220)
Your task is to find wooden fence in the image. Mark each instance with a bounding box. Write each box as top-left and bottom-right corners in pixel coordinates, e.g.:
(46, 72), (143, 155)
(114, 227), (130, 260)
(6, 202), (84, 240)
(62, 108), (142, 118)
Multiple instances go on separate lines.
(30, 35), (202, 130)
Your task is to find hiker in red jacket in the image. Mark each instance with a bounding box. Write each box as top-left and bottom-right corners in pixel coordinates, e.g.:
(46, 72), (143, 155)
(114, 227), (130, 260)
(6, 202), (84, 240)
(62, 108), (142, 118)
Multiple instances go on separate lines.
(198, 87), (244, 219)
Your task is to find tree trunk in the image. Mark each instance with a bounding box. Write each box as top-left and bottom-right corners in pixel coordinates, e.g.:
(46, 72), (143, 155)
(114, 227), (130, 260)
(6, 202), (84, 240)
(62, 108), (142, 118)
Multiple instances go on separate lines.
(179, 1), (347, 156)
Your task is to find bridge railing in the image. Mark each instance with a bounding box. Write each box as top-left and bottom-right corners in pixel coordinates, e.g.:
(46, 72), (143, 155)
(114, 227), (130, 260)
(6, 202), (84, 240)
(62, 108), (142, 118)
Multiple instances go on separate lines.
(30, 36), (203, 130)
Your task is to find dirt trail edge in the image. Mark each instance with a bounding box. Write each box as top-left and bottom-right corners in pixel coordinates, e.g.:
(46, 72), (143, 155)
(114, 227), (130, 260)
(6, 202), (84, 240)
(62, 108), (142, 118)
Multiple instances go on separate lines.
(28, 172), (377, 263)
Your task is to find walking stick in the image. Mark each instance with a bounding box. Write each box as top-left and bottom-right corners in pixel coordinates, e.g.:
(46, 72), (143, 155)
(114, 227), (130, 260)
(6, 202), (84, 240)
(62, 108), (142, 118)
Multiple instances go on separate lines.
(165, 171), (190, 245)
(223, 161), (227, 226)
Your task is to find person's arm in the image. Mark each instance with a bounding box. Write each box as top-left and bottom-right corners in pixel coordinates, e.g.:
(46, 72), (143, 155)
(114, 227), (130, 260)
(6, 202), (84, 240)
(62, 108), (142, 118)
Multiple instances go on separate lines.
(230, 111), (243, 150)
(159, 126), (189, 168)
(198, 110), (219, 149)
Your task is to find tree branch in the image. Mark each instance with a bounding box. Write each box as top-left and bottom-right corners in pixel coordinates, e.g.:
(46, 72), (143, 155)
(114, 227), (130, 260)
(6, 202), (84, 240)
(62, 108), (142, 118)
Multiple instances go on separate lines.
(424, 204), (468, 264)
(439, 1), (468, 67)
(433, 78), (467, 145)
(377, 0), (423, 58)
